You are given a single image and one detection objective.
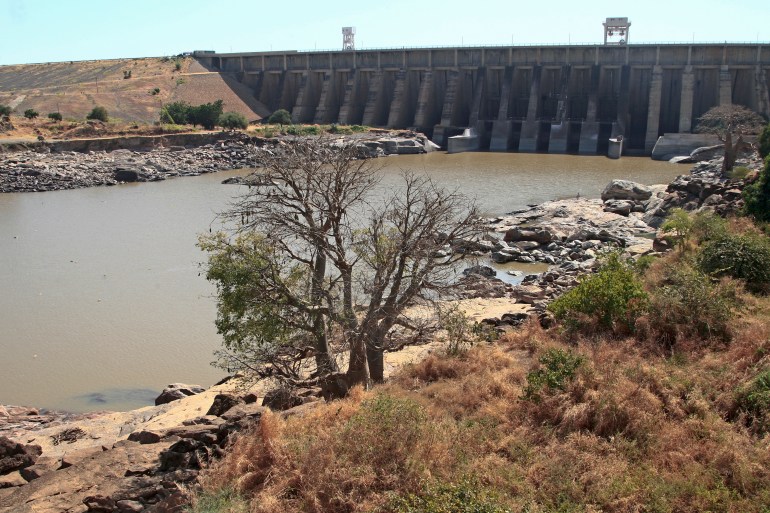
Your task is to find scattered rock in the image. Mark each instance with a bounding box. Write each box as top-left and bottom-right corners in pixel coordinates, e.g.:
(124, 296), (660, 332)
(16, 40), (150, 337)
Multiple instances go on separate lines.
(601, 179), (653, 201)
(154, 384), (205, 406)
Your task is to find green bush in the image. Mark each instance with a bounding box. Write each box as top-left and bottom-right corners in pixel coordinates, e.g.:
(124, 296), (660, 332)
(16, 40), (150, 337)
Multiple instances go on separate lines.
(285, 124), (320, 136)
(47, 112), (62, 122)
(159, 101), (191, 125)
(150, 87), (160, 95)
(548, 252), (649, 334)
(86, 106), (109, 122)
(759, 123), (770, 159)
(390, 479), (512, 513)
(743, 156), (770, 222)
(523, 348), (584, 402)
(649, 263), (738, 344)
(218, 111), (248, 130)
(189, 100), (223, 130)
(697, 232), (770, 292)
(23, 109), (38, 119)
(0, 104), (11, 116)
(267, 108), (292, 125)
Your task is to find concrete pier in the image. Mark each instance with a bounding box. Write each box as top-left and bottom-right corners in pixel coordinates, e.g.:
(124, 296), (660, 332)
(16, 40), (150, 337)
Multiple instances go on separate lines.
(195, 43), (770, 155)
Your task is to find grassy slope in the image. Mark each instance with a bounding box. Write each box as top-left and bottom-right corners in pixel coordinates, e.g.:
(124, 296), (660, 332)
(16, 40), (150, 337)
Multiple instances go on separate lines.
(0, 57), (269, 124)
(193, 239), (770, 512)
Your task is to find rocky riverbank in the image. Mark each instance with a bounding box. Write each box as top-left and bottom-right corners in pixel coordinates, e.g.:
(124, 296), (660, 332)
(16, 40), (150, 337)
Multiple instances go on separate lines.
(454, 151), (764, 328)
(1, 149), (763, 511)
(0, 130), (438, 193)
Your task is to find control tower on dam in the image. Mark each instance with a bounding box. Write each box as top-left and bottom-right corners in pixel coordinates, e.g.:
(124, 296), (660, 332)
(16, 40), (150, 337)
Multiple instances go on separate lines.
(194, 44), (770, 155)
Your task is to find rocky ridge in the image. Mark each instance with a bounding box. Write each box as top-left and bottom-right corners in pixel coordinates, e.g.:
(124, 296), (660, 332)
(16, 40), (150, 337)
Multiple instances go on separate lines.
(0, 131), (437, 193)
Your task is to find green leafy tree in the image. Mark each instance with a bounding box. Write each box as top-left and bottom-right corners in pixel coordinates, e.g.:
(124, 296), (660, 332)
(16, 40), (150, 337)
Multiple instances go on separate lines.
(0, 105), (11, 117)
(201, 139), (480, 388)
(267, 108), (292, 125)
(189, 100), (223, 130)
(695, 105), (765, 173)
(218, 111), (248, 130)
(47, 112), (62, 122)
(23, 109), (39, 120)
(86, 106), (109, 122)
(160, 101), (191, 125)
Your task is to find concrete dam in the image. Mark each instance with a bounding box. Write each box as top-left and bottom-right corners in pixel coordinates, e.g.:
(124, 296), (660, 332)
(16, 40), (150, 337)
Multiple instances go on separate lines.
(194, 44), (770, 155)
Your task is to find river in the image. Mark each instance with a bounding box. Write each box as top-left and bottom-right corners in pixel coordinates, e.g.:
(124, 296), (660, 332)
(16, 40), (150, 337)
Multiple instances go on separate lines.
(0, 152), (682, 412)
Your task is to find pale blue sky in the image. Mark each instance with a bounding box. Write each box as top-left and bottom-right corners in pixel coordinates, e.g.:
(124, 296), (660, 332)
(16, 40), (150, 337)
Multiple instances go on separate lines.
(1, 0), (769, 65)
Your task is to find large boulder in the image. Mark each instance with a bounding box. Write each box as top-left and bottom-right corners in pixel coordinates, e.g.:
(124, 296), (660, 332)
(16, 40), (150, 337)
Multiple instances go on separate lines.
(462, 265), (496, 278)
(154, 383), (205, 406)
(0, 437), (42, 475)
(503, 227), (559, 244)
(601, 180), (653, 201)
(603, 199), (634, 216)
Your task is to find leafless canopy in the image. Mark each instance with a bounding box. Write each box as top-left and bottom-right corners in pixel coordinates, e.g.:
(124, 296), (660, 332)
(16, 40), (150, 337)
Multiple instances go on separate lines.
(206, 137), (481, 387)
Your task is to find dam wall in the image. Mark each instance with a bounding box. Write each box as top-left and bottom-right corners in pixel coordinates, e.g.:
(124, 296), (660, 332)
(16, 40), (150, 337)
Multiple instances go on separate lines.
(194, 44), (770, 155)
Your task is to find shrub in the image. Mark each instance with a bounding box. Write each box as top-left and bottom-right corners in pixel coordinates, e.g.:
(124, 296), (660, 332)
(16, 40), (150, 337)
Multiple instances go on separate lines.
(23, 109), (39, 119)
(0, 104), (11, 116)
(735, 369), (770, 434)
(743, 156), (770, 222)
(285, 124), (320, 136)
(150, 87), (160, 95)
(47, 112), (62, 122)
(218, 111), (248, 130)
(729, 166), (751, 180)
(548, 252), (649, 335)
(646, 263), (738, 344)
(439, 305), (474, 356)
(697, 231), (770, 292)
(390, 479), (512, 513)
(86, 106), (109, 122)
(523, 348), (584, 402)
(160, 101), (191, 125)
(267, 108), (292, 125)
(661, 208), (693, 248)
(759, 123), (770, 159)
(174, 58), (182, 71)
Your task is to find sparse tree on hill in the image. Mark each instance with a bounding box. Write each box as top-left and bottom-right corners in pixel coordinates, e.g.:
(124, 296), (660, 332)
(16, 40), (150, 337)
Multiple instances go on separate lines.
(23, 109), (39, 120)
(218, 111), (248, 130)
(268, 109), (292, 126)
(695, 104), (766, 173)
(0, 105), (12, 117)
(86, 106), (109, 122)
(200, 139), (480, 389)
(189, 100), (223, 130)
(47, 112), (63, 122)
(160, 101), (191, 125)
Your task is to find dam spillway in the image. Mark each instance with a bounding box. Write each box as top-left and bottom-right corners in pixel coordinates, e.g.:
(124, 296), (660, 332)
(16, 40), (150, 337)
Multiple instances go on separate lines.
(194, 44), (770, 155)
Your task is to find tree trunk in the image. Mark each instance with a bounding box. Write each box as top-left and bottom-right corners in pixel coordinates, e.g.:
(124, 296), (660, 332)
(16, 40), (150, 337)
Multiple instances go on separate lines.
(723, 132), (738, 174)
(311, 251), (337, 374)
(347, 337), (369, 386)
(366, 340), (384, 383)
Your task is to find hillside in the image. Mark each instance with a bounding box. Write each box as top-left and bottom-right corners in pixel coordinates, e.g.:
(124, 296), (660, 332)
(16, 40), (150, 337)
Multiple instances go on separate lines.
(0, 56), (270, 124)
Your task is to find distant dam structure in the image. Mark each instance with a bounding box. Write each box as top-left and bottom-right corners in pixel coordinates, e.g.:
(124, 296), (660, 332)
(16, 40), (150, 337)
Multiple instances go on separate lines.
(194, 44), (770, 155)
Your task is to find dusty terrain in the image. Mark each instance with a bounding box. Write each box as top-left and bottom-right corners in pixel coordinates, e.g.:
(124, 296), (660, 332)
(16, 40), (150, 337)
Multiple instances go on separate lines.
(0, 56), (270, 127)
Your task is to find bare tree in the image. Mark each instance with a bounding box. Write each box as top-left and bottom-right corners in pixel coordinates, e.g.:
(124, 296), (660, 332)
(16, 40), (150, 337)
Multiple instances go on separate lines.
(695, 104), (766, 173)
(201, 138), (480, 389)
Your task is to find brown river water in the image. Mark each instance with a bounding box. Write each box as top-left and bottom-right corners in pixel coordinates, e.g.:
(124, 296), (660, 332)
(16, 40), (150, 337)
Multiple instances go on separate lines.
(0, 152), (682, 412)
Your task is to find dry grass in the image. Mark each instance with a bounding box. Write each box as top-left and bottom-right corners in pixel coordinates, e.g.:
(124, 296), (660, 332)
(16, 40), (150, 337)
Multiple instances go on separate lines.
(194, 313), (770, 512)
(194, 219), (770, 512)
